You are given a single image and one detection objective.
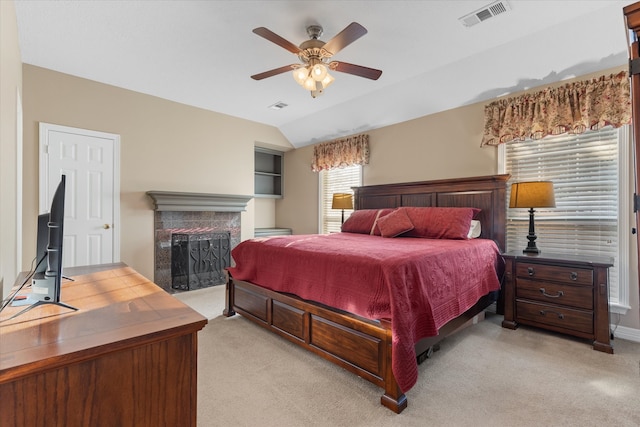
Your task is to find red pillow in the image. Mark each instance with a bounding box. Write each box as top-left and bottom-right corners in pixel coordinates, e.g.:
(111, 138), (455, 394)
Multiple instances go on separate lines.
(400, 207), (478, 239)
(376, 209), (415, 238)
(341, 209), (381, 234)
(371, 208), (395, 235)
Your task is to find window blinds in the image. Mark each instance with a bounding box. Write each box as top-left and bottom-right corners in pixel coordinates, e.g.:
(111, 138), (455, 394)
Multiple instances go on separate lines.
(320, 165), (361, 234)
(505, 127), (621, 303)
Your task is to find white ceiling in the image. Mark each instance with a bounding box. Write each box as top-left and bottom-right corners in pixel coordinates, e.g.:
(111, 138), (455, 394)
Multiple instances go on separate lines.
(13, 0), (633, 148)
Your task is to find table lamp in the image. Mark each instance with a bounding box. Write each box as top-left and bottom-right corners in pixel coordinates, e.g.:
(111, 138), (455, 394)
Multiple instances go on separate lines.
(332, 193), (353, 225)
(509, 181), (555, 254)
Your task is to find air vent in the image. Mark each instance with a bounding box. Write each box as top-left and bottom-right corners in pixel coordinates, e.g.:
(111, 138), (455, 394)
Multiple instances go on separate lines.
(268, 101), (288, 110)
(459, 0), (511, 27)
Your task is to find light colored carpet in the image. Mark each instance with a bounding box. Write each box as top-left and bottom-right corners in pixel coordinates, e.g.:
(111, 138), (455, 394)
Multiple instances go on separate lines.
(176, 287), (640, 427)
(173, 285), (225, 320)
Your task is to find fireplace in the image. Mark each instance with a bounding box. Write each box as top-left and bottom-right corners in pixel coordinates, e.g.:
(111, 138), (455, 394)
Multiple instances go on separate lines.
(147, 191), (252, 293)
(170, 229), (230, 290)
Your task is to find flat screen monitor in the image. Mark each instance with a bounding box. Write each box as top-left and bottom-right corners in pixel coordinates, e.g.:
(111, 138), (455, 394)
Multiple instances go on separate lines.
(8, 175), (77, 318)
(34, 213), (49, 275)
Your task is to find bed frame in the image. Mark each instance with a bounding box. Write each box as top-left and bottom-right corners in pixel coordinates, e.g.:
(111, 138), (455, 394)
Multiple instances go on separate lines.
(224, 174), (509, 413)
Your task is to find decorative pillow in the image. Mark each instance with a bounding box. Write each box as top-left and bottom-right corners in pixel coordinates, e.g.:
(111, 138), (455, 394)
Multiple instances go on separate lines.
(376, 209), (415, 238)
(400, 207), (478, 239)
(371, 208), (395, 235)
(467, 220), (482, 239)
(341, 209), (380, 234)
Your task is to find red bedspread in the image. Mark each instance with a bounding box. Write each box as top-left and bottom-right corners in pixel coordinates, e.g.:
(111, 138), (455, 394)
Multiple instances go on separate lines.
(227, 232), (503, 392)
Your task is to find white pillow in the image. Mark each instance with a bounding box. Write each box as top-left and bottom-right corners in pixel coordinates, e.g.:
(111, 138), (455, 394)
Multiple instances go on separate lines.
(467, 220), (481, 239)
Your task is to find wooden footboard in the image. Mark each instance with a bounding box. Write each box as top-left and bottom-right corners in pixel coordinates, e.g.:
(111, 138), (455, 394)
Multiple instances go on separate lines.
(223, 276), (407, 413)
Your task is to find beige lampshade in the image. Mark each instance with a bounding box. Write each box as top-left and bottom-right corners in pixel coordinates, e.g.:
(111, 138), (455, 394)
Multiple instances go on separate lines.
(332, 193), (353, 210)
(509, 181), (556, 208)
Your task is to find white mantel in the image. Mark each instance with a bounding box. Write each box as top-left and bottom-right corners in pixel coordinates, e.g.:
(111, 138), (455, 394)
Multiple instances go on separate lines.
(147, 191), (252, 212)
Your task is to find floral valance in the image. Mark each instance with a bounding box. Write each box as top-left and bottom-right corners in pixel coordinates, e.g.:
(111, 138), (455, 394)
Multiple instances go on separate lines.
(481, 71), (631, 146)
(311, 134), (370, 172)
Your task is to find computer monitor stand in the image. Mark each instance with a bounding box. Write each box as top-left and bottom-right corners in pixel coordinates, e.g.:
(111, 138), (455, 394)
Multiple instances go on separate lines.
(7, 298), (78, 321)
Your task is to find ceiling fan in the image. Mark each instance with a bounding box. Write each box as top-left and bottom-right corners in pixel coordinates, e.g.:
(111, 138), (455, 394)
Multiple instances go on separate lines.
(250, 22), (383, 98)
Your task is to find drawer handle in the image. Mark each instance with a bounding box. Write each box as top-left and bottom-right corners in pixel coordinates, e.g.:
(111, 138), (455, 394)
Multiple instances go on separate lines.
(539, 310), (564, 319)
(539, 288), (564, 298)
(527, 267), (535, 276)
(570, 272), (578, 281)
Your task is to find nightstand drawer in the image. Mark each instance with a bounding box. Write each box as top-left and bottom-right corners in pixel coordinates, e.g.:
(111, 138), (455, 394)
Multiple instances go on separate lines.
(515, 263), (592, 286)
(516, 300), (593, 334)
(516, 278), (593, 310)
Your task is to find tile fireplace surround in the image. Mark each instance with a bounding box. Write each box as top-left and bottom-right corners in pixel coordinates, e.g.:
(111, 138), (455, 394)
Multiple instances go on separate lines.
(147, 191), (252, 293)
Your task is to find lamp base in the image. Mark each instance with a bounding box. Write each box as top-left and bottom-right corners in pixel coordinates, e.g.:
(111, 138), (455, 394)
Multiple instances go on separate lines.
(523, 208), (540, 254)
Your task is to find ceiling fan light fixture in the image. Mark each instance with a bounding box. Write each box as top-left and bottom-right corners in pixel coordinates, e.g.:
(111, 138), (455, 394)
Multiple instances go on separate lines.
(293, 67), (309, 85)
(321, 73), (335, 89)
(303, 76), (317, 91)
(311, 63), (328, 81)
(252, 22), (382, 99)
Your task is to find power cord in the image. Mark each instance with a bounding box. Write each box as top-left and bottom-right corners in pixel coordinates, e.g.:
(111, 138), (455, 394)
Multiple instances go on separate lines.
(610, 312), (621, 340)
(0, 254), (45, 317)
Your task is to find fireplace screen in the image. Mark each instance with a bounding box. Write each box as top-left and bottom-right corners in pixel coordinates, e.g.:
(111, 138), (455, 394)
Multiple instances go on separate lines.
(171, 231), (230, 291)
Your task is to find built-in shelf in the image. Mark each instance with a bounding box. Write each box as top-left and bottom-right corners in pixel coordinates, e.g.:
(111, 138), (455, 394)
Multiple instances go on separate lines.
(255, 147), (283, 198)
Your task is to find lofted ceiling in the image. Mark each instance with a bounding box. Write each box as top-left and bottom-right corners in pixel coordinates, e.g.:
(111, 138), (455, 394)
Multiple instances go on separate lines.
(13, 0), (633, 149)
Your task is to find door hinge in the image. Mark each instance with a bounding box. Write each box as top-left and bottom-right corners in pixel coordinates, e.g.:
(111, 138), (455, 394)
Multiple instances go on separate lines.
(634, 193), (640, 212)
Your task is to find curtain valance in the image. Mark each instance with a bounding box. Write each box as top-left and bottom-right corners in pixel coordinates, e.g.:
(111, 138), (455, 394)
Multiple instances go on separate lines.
(481, 71), (631, 146)
(311, 134), (370, 172)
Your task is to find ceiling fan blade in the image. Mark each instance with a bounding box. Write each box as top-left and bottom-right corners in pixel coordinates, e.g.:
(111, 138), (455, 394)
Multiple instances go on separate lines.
(330, 62), (382, 80)
(251, 64), (297, 80)
(322, 22), (368, 56)
(253, 27), (302, 54)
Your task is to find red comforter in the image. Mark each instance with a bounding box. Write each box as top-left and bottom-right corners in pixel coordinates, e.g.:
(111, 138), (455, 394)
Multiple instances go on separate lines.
(227, 232), (503, 392)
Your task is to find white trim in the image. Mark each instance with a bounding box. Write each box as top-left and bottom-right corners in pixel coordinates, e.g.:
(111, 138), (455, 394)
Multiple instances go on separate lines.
(497, 143), (506, 174)
(610, 303), (630, 315)
(113, 133), (121, 263)
(146, 191), (252, 212)
(38, 123), (121, 263)
(617, 126), (630, 310)
(16, 88), (22, 273)
(611, 324), (640, 343)
(317, 171), (323, 234)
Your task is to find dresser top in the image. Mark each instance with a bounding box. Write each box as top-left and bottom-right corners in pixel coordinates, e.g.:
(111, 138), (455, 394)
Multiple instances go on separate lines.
(1, 264), (207, 381)
(502, 251), (614, 268)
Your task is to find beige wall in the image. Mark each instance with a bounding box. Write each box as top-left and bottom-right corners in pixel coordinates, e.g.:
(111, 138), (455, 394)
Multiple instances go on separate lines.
(254, 198), (276, 228)
(0, 0), (22, 298)
(276, 103), (497, 233)
(21, 65), (291, 281)
(277, 66), (640, 332)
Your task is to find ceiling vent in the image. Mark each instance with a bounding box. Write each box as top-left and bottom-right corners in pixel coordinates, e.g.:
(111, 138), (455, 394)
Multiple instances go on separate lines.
(268, 101), (288, 110)
(459, 1), (511, 27)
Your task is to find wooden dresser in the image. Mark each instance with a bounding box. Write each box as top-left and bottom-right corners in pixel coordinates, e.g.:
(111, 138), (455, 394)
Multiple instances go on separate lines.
(0, 263), (208, 427)
(501, 251), (613, 353)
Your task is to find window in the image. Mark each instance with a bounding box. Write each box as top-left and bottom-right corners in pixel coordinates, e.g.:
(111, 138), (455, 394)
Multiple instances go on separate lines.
(501, 126), (630, 313)
(320, 165), (362, 234)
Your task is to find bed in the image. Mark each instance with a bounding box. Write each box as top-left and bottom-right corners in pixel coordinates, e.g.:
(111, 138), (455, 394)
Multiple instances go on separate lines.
(223, 174), (509, 413)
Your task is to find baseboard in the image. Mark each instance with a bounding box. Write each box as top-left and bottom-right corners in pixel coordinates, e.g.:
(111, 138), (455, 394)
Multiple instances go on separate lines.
(612, 324), (640, 343)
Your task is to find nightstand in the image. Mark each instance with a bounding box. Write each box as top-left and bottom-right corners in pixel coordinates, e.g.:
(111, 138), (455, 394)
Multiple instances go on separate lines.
(501, 251), (614, 354)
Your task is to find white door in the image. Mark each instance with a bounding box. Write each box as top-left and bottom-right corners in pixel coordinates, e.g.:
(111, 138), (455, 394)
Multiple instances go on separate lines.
(40, 123), (120, 268)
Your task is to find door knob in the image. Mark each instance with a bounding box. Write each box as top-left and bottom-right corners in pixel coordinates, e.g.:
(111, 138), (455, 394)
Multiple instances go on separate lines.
(103, 224), (111, 229)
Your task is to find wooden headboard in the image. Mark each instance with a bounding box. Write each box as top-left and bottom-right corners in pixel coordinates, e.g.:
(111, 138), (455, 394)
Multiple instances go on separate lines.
(353, 174), (510, 251)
